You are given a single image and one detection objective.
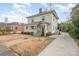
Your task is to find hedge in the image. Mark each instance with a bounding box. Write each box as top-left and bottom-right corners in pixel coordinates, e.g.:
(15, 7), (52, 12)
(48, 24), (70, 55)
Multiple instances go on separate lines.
(69, 27), (79, 39)
(21, 32), (33, 35)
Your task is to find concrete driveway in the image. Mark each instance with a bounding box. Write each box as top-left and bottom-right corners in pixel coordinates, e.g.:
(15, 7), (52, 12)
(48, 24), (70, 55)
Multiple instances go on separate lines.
(39, 32), (79, 56)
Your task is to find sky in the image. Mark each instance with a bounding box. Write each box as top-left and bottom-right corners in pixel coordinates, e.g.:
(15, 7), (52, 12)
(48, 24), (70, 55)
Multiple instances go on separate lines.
(0, 3), (77, 24)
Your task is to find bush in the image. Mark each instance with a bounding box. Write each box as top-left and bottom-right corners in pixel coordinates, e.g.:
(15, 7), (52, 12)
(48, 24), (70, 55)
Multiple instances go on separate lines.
(69, 27), (79, 39)
(21, 32), (33, 35)
(0, 31), (3, 35)
(0, 30), (8, 35)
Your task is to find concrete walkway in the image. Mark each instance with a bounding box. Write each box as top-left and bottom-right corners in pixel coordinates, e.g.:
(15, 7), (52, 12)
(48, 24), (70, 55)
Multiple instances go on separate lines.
(0, 39), (27, 56)
(39, 33), (79, 56)
(0, 45), (17, 56)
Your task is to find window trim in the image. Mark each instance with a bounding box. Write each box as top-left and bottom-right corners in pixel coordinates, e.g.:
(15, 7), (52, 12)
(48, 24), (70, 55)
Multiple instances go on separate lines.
(42, 16), (45, 21)
(31, 26), (35, 29)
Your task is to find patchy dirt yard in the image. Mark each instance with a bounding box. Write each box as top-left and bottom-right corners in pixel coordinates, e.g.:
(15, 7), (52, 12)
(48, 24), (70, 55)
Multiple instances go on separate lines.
(0, 34), (24, 43)
(0, 34), (31, 43)
(10, 36), (54, 56)
(0, 34), (54, 56)
(0, 34), (18, 43)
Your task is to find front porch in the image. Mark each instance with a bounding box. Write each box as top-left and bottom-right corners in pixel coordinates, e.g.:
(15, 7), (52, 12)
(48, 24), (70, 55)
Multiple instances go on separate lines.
(35, 21), (50, 36)
(26, 21), (50, 36)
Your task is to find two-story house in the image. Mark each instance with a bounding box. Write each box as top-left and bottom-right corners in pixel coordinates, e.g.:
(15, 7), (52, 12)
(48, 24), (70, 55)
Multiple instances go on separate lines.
(26, 8), (59, 36)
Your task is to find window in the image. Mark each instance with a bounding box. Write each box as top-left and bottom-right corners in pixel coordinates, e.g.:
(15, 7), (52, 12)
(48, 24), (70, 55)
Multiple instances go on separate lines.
(26, 26), (28, 29)
(15, 27), (18, 30)
(32, 19), (34, 23)
(31, 26), (34, 29)
(42, 16), (45, 21)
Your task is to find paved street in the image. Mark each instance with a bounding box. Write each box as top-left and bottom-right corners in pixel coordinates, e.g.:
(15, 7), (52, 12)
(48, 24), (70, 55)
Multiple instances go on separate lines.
(39, 33), (79, 56)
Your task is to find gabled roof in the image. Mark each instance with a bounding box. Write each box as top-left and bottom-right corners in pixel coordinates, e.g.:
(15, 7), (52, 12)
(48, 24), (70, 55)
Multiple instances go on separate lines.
(27, 10), (59, 19)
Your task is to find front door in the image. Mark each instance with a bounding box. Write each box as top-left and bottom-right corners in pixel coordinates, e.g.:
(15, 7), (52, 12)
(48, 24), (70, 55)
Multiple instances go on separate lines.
(41, 26), (45, 36)
(36, 23), (42, 36)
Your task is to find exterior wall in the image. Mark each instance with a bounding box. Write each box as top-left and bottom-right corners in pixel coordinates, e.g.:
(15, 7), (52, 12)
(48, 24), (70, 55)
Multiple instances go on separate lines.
(11, 25), (25, 33)
(27, 13), (52, 33)
(28, 13), (52, 24)
(27, 12), (58, 34)
(51, 14), (58, 33)
(0, 25), (11, 30)
(0, 26), (5, 30)
(25, 24), (37, 35)
(0, 23), (26, 34)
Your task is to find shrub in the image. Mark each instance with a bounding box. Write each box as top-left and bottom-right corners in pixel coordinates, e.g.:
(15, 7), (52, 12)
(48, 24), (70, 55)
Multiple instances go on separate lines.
(0, 31), (3, 35)
(58, 23), (74, 32)
(69, 27), (79, 39)
(21, 32), (33, 35)
(0, 30), (8, 35)
(58, 23), (69, 32)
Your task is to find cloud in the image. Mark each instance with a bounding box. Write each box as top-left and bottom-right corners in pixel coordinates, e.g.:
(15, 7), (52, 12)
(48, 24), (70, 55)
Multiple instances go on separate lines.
(19, 3), (32, 7)
(0, 3), (77, 23)
(41, 3), (48, 7)
(53, 3), (76, 14)
(53, 3), (77, 22)
(0, 3), (32, 23)
(13, 3), (25, 9)
(68, 3), (77, 8)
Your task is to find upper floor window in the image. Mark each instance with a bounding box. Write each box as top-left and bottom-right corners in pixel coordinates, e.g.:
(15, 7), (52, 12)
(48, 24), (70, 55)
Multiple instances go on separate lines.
(31, 19), (34, 23)
(42, 16), (45, 21)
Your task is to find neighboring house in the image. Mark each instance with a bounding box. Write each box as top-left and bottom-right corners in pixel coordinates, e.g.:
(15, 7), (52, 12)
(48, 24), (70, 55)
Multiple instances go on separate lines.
(7, 23), (27, 33)
(0, 23), (6, 30)
(0, 22), (27, 33)
(26, 8), (59, 36)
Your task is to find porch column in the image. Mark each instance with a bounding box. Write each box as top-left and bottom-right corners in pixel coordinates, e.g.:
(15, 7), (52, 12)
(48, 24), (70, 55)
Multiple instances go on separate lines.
(44, 24), (47, 36)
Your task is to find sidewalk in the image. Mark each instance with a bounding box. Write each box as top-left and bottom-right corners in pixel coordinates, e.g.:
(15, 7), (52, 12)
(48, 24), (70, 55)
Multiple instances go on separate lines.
(39, 33), (79, 56)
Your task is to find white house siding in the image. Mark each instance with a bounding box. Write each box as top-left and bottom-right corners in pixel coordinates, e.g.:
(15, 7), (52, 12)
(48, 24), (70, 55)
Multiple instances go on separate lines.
(27, 13), (53, 33)
(26, 11), (58, 35)
(25, 24), (37, 35)
(45, 13), (58, 33)
(51, 14), (58, 33)
(28, 13), (52, 24)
